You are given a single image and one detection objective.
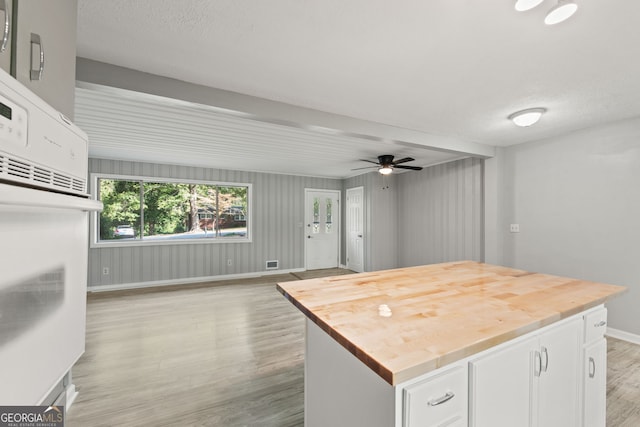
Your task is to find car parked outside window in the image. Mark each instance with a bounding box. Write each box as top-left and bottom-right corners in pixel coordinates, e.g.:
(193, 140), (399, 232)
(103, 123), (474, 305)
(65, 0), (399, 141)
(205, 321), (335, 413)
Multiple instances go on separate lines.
(114, 225), (135, 238)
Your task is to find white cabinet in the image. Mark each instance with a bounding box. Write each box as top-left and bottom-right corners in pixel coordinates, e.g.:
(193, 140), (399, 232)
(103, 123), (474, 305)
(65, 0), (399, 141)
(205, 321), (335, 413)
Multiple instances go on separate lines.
(469, 318), (582, 427)
(469, 336), (535, 426)
(10, 0), (77, 119)
(403, 365), (467, 427)
(535, 318), (582, 427)
(583, 308), (608, 427)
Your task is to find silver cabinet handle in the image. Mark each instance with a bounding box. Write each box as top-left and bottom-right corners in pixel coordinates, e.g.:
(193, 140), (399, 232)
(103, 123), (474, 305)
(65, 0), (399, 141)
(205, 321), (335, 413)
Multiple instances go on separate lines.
(541, 346), (549, 372)
(30, 33), (44, 81)
(534, 350), (542, 377)
(427, 391), (455, 406)
(0, 0), (9, 52)
(589, 357), (596, 378)
(594, 320), (607, 328)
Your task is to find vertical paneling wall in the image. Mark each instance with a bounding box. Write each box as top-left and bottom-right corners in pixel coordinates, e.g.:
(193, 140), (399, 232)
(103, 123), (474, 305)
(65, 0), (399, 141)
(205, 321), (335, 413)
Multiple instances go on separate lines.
(88, 159), (341, 288)
(342, 172), (398, 271)
(396, 158), (484, 267)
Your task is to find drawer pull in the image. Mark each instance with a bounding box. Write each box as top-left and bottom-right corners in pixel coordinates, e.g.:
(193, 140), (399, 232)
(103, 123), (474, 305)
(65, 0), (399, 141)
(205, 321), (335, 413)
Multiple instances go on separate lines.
(427, 391), (455, 406)
(594, 320), (607, 328)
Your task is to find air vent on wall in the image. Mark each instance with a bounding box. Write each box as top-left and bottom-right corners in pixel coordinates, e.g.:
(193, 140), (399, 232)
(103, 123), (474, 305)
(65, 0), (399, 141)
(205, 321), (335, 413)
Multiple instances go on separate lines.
(266, 260), (279, 270)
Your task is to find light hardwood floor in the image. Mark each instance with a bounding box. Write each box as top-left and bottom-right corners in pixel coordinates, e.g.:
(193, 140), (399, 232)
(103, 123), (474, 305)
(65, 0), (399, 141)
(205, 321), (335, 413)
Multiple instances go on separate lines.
(67, 270), (639, 426)
(606, 337), (640, 427)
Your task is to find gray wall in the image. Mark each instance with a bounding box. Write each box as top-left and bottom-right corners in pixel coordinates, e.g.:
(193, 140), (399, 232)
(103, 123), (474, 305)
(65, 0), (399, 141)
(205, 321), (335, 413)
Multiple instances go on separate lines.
(397, 158), (484, 266)
(342, 159), (483, 272)
(342, 172), (399, 272)
(486, 117), (640, 335)
(89, 159), (341, 288)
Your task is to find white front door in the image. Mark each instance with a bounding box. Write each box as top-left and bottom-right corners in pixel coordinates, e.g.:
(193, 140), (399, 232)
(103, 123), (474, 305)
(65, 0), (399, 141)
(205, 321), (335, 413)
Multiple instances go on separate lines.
(346, 187), (364, 272)
(305, 189), (340, 270)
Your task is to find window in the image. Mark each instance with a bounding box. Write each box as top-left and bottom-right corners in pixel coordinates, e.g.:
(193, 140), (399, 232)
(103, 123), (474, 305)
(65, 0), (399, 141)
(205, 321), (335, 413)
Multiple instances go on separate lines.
(94, 175), (250, 245)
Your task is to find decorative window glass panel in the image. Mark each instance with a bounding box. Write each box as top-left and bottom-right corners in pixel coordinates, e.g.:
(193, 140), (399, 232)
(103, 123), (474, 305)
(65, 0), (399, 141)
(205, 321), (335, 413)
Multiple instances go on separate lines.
(325, 198), (333, 233)
(313, 197), (320, 233)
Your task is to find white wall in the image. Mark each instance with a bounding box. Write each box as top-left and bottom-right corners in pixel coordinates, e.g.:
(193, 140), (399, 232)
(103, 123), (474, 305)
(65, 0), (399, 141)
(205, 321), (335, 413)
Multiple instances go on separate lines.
(487, 117), (640, 335)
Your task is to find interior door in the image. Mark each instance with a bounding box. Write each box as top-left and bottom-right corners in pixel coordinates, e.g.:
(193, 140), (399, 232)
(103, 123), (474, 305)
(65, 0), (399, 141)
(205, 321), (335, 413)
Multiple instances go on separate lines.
(305, 189), (340, 270)
(346, 186), (364, 272)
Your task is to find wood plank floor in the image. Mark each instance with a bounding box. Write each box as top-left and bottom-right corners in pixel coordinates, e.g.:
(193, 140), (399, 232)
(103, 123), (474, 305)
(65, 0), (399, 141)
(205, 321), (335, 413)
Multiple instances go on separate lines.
(607, 337), (640, 427)
(67, 270), (639, 426)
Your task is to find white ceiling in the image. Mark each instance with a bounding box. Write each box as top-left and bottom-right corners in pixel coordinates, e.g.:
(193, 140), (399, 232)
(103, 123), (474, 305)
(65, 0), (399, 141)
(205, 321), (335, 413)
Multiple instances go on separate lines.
(75, 0), (640, 177)
(74, 84), (465, 178)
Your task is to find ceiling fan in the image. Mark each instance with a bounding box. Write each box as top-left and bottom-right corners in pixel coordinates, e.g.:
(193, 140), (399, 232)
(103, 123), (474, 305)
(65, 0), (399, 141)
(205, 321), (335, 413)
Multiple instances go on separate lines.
(353, 155), (423, 175)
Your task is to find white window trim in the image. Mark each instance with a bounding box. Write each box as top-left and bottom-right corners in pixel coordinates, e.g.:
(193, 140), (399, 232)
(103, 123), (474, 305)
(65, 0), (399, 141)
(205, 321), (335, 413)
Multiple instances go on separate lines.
(90, 173), (253, 248)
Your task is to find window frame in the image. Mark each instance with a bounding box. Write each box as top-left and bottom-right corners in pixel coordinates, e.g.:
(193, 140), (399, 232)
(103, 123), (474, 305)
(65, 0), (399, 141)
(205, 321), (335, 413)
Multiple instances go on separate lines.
(90, 173), (252, 248)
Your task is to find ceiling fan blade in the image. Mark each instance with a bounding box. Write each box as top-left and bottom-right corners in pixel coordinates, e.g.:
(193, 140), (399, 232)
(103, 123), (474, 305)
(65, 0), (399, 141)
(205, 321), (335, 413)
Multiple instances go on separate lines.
(395, 165), (423, 171)
(359, 159), (380, 165)
(393, 157), (415, 165)
(351, 166), (378, 171)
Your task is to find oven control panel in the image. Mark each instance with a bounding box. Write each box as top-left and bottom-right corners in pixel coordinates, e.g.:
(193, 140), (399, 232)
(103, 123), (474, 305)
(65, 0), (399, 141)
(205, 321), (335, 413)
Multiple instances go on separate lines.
(0, 93), (28, 149)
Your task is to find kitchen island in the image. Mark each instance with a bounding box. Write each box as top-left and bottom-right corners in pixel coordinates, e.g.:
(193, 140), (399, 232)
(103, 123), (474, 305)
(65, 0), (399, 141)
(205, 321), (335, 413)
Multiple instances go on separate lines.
(276, 261), (626, 427)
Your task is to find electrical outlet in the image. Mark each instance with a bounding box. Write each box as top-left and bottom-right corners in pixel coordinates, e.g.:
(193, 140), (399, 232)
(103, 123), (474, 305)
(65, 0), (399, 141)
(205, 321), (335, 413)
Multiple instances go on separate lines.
(510, 224), (520, 233)
(102, 267), (109, 275)
(227, 259), (232, 266)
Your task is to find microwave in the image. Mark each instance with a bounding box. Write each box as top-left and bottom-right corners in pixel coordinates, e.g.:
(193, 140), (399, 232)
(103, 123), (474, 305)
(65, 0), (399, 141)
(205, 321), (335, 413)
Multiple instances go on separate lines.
(0, 68), (88, 197)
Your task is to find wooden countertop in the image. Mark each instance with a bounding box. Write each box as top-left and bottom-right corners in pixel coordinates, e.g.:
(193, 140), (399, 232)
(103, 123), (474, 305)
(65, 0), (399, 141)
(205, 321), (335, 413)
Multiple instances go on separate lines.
(276, 261), (626, 385)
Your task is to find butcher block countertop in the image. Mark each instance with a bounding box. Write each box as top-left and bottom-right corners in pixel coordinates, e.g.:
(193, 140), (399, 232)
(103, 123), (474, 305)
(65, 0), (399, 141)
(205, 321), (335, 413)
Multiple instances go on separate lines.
(276, 261), (626, 385)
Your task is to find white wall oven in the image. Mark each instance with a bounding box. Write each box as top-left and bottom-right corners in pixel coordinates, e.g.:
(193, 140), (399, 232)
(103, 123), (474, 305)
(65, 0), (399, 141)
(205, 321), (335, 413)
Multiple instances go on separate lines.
(0, 67), (101, 406)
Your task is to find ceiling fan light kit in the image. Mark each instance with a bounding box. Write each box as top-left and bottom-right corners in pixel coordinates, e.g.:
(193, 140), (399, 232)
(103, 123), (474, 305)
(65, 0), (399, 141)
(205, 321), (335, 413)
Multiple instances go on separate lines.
(352, 155), (423, 175)
(515, 0), (578, 25)
(508, 107), (547, 127)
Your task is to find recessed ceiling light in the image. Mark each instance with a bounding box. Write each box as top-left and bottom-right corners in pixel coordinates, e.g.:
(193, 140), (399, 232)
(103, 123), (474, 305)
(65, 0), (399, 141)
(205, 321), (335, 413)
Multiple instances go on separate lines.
(514, 0), (545, 12)
(508, 108), (547, 127)
(545, 1), (578, 25)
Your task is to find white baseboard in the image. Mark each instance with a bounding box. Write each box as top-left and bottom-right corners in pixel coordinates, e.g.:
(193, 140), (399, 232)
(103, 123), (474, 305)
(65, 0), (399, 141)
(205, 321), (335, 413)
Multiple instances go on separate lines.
(606, 327), (640, 345)
(88, 268), (305, 292)
(65, 384), (79, 410)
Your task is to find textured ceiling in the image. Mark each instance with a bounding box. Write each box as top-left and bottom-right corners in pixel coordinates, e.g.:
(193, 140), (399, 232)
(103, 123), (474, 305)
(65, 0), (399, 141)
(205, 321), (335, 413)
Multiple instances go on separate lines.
(76, 0), (640, 175)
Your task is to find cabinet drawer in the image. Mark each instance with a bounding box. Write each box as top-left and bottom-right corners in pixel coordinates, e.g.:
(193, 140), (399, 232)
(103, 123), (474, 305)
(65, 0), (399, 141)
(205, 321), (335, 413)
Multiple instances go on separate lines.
(403, 365), (467, 427)
(584, 308), (607, 343)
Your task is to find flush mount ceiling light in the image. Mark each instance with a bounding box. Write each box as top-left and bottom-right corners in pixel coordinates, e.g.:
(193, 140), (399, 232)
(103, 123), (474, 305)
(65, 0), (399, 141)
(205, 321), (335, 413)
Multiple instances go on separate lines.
(514, 0), (545, 12)
(508, 108), (547, 127)
(545, 1), (578, 25)
(379, 166), (393, 175)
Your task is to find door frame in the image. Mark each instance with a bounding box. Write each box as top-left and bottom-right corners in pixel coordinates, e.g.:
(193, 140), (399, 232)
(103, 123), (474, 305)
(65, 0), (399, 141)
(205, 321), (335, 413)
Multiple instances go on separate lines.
(304, 188), (341, 270)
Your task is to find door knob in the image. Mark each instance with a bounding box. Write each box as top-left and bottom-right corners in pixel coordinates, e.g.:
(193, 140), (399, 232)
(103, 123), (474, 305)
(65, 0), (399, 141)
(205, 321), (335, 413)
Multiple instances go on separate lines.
(307, 235), (312, 239)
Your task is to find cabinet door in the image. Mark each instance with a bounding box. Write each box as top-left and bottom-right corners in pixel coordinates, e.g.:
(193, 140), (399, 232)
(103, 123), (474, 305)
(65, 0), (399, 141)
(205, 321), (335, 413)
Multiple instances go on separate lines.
(0, 0), (11, 72)
(536, 318), (582, 427)
(469, 336), (536, 427)
(12, 0), (77, 119)
(584, 339), (607, 427)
